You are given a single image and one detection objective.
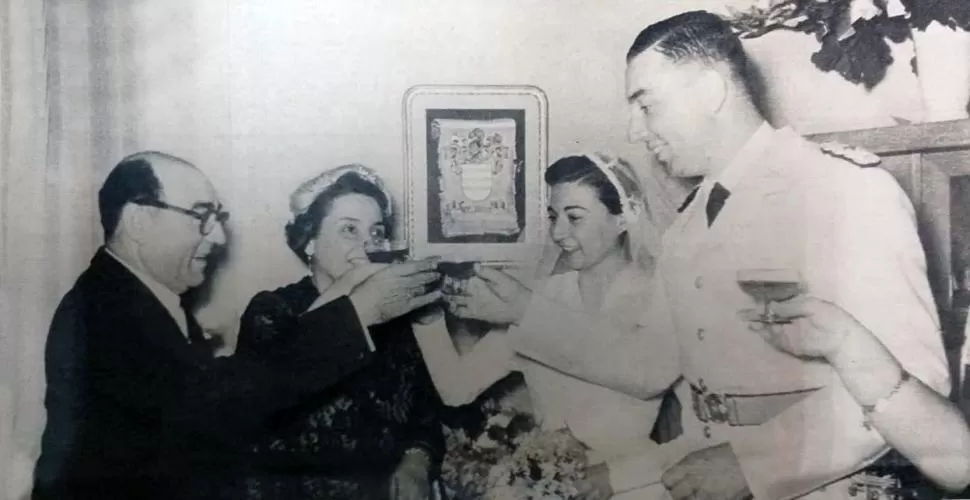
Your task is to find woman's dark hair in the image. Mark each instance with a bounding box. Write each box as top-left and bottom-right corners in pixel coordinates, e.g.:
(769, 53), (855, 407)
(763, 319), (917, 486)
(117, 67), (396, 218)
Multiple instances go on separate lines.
(285, 172), (393, 265)
(544, 156), (622, 215)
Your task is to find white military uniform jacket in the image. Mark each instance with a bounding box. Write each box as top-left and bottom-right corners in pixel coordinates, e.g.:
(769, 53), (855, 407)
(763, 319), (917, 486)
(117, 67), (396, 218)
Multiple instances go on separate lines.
(510, 122), (950, 500)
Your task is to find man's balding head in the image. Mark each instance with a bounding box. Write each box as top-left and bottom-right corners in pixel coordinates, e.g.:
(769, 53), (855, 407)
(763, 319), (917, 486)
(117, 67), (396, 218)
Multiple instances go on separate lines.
(98, 151), (196, 242)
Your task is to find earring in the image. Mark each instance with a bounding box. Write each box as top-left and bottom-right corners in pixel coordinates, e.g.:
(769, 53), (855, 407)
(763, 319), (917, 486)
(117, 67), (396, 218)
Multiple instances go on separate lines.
(305, 245), (315, 263)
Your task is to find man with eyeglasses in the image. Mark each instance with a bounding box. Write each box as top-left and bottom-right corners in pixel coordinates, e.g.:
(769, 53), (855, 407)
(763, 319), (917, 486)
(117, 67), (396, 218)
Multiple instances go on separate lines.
(33, 151), (439, 499)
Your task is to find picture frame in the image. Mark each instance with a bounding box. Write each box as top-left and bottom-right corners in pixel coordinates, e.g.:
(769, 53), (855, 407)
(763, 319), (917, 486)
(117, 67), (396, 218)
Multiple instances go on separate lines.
(403, 84), (548, 264)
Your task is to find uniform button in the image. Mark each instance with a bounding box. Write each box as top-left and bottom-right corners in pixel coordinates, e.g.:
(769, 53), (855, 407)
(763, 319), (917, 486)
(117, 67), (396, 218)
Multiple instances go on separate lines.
(696, 328), (705, 340)
(694, 276), (703, 289)
(703, 425), (712, 438)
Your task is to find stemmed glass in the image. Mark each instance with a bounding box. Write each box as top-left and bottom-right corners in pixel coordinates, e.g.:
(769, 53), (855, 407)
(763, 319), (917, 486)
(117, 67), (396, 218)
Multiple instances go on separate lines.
(364, 242), (410, 264)
(736, 268), (804, 329)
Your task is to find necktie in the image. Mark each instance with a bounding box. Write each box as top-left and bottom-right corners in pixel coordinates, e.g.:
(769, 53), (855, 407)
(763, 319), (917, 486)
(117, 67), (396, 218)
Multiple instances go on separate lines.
(677, 182), (731, 227)
(705, 183), (731, 227)
(180, 297), (209, 348)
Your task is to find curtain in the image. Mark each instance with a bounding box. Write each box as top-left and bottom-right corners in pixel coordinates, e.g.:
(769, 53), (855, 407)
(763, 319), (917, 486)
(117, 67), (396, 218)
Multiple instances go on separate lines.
(1, 0), (145, 497)
(1, 0), (51, 497)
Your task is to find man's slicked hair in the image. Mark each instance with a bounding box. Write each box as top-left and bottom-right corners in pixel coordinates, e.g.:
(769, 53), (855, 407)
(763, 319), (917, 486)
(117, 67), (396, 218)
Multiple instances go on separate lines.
(627, 11), (750, 85)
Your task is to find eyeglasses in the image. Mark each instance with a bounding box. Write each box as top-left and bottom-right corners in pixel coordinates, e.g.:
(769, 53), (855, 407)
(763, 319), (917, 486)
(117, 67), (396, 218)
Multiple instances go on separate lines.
(132, 199), (230, 235)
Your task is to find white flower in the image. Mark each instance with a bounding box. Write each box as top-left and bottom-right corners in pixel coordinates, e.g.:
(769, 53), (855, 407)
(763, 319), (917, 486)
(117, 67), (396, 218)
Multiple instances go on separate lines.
(487, 413), (512, 428)
(475, 433), (500, 450)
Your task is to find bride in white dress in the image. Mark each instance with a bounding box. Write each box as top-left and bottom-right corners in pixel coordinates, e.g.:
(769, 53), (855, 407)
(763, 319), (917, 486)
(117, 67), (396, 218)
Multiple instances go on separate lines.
(413, 153), (683, 499)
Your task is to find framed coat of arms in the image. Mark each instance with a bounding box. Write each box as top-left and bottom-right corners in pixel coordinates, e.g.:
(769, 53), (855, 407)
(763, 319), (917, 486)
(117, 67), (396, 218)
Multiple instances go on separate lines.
(403, 85), (548, 264)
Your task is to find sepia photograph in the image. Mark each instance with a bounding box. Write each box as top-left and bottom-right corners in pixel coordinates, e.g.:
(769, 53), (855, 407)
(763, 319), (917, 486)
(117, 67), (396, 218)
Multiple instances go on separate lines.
(5, 1), (970, 500)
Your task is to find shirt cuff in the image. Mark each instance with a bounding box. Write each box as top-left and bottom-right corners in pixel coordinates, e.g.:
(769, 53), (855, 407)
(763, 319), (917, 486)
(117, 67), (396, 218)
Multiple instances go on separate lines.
(606, 438), (692, 494)
(729, 442), (773, 500)
(349, 304), (376, 352)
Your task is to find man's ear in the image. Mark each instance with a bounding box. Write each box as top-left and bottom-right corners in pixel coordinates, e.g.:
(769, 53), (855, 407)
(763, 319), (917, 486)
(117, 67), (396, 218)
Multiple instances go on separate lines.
(696, 67), (728, 114)
(119, 204), (151, 244)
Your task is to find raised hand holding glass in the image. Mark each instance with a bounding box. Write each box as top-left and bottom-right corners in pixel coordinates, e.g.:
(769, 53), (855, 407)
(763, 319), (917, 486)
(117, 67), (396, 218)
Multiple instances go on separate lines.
(736, 268), (804, 330)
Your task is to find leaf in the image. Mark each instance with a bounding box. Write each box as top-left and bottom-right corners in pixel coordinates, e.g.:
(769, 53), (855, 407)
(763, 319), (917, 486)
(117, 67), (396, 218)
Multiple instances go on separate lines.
(811, 18), (895, 90)
(881, 16), (912, 42)
(905, 0), (970, 30)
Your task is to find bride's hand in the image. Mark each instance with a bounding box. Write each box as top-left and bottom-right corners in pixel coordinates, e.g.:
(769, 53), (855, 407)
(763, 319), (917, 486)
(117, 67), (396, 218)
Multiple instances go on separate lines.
(445, 265), (531, 325)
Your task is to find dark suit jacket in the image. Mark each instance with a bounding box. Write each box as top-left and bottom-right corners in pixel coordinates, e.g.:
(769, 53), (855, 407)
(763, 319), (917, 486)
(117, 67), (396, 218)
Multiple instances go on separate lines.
(33, 248), (375, 499)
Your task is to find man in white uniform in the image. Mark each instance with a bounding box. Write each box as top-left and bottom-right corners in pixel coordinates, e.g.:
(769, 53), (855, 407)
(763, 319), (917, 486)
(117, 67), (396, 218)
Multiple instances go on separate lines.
(496, 10), (950, 500)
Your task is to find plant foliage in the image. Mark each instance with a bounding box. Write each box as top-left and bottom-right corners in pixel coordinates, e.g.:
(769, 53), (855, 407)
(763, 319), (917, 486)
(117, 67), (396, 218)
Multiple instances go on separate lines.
(725, 0), (970, 89)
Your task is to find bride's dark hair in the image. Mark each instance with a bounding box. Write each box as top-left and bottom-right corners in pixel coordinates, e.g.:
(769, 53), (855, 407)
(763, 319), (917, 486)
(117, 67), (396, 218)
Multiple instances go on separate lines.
(543, 155), (622, 214)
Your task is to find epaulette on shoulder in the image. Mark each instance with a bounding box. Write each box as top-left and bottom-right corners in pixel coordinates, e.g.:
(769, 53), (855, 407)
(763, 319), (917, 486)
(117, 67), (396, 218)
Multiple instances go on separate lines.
(818, 141), (882, 167)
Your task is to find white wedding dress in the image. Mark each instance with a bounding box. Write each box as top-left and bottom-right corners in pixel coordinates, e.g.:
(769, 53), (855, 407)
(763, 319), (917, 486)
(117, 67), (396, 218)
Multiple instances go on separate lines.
(414, 267), (673, 499)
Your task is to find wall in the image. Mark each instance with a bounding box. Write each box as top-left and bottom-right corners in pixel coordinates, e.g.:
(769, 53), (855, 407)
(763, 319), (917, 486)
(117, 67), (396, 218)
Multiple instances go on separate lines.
(118, 0), (927, 337)
(1, 1), (935, 494)
(128, 0), (750, 334)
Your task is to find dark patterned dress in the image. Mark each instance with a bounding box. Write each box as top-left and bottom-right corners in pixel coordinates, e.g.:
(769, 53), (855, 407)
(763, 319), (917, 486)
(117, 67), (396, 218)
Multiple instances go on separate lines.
(232, 277), (445, 500)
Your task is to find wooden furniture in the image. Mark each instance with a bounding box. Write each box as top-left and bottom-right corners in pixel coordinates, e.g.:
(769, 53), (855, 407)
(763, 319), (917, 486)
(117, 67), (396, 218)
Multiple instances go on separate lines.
(809, 119), (970, 405)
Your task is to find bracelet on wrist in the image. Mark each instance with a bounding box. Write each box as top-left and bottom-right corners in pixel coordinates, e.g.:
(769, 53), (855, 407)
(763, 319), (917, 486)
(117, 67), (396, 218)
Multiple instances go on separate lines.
(861, 370), (910, 429)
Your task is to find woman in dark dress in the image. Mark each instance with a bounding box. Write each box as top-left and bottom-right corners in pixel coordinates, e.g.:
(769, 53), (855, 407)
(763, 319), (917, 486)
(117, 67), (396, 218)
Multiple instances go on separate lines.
(234, 164), (445, 500)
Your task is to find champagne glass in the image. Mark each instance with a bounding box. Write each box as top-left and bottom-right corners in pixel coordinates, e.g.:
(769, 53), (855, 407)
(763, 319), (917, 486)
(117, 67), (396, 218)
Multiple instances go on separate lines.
(736, 268), (804, 327)
(365, 242), (410, 264)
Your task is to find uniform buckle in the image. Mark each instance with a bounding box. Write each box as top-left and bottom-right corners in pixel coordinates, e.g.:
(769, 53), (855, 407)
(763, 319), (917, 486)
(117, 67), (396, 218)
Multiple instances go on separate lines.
(848, 472), (901, 500)
(690, 383), (732, 425)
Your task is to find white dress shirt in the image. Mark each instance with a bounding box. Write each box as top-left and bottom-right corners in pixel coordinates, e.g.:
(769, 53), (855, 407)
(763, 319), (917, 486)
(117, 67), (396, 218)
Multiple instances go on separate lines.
(105, 248), (189, 339)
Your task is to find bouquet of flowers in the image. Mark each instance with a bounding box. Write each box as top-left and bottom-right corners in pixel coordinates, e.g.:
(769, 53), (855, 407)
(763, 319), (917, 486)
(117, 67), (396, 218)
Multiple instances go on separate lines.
(440, 393), (589, 499)
(440, 398), (536, 499)
(484, 427), (588, 500)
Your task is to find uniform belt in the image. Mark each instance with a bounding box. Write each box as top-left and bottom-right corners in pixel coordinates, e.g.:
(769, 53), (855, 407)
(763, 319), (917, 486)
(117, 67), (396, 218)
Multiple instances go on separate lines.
(690, 383), (819, 426)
